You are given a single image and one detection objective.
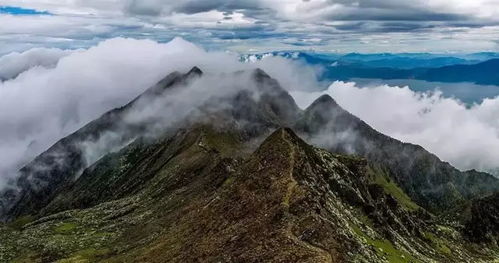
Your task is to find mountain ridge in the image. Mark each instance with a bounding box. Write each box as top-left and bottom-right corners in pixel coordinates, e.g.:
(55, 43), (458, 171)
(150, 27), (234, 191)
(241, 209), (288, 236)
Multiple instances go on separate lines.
(0, 67), (497, 262)
(2, 66), (497, 219)
(246, 52), (499, 86)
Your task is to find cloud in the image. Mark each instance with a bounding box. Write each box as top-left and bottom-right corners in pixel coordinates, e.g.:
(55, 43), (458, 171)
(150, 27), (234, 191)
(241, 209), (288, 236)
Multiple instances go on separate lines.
(0, 37), (319, 187)
(0, 48), (72, 80)
(2, 1), (499, 53)
(1, 35), (499, 198)
(291, 81), (499, 174)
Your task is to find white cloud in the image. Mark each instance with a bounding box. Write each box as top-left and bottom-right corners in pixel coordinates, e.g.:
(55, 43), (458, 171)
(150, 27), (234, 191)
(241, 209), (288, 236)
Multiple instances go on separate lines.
(292, 81), (499, 174)
(2, 0), (499, 53)
(0, 37), (198, 185)
(0, 47), (73, 80)
(0, 37), (319, 187)
(1, 34), (499, 190)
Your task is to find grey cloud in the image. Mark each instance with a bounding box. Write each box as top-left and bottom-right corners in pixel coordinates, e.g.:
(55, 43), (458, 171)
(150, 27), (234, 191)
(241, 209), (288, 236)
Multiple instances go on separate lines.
(176, 0), (260, 14)
(326, 9), (465, 22)
(125, 0), (164, 16)
(124, 0), (263, 16)
(2, 1), (499, 57)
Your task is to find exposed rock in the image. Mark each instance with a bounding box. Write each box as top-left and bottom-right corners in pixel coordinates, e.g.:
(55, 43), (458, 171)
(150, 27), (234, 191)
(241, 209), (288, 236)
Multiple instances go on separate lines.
(464, 193), (499, 245)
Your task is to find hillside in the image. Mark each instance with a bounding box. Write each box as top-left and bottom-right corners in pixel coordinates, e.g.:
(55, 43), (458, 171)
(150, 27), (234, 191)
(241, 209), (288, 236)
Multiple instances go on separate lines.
(0, 67), (498, 262)
(1, 127), (497, 262)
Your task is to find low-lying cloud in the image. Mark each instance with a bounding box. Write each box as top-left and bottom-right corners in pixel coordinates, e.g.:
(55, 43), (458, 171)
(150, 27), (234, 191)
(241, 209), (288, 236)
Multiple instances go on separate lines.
(291, 81), (499, 174)
(0, 48), (73, 80)
(0, 37), (319, 187)
(3, 35), (499, 190)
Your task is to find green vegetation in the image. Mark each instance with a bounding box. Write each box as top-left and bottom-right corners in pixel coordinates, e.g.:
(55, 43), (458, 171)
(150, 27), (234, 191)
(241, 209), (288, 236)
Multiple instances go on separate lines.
(54, 222), (78, 234)
(7, 215), (34, 231)
(370, 238), (419, 263)
(422, 231), (452, 255)
(368, 165), (420, 211)
(351, 223), (419, 263)
(11, 253), (40, 263)
(203, 128), (242, 155)
(0, 128), (494, 263)
(57, 248), (111, 263)
(222, 176), (235, 187)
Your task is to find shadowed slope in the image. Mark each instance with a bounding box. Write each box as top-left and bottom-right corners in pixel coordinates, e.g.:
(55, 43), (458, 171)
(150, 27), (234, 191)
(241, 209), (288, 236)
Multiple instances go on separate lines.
(0, 67), (204, 221)
(295, 94), (499, 212)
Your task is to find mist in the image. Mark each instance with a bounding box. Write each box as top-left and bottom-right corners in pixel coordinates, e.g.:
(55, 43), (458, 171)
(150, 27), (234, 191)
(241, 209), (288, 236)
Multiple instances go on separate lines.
(0, 48), (73, 81)
(3, 35), (499, 190)
(291, 81), (499, 174)
(0, 37), (319, 188)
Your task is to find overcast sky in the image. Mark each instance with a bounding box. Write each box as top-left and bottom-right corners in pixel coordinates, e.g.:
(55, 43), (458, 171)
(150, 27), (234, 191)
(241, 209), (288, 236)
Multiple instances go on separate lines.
(1, 0), (499, 54)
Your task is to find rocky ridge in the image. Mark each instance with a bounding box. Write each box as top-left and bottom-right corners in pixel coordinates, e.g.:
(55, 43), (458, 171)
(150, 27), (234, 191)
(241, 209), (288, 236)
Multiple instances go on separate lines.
(0, 67), (498, 262)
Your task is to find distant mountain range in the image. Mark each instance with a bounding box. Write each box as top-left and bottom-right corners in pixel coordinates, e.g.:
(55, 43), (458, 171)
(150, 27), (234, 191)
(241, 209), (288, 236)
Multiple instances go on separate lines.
(0, 68), (497, 262)
(242, 52), (499, 86)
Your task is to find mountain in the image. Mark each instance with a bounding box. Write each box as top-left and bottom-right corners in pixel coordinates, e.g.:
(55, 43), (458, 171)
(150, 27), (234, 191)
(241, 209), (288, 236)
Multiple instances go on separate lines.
(321, 58), (499, 86)
(465, 193), (499, 243)
(0, 67), (206, 221)
(295, 94), (499, 212)
(241, 52), (484, 69)
(0, 67), (498, 262)
(336, 53), (474, 69)
(421, 59), (499, 85)
(244, 52), (499, 86)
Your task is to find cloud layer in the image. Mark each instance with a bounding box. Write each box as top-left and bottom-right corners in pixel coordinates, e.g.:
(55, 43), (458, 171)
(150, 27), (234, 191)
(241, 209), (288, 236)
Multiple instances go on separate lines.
(0, 37), (319, 186)
(291, 81), (499, 174)
(2, 36), (499, 187)
(2, 0), (499, 54)
(0, 48), (72, 80)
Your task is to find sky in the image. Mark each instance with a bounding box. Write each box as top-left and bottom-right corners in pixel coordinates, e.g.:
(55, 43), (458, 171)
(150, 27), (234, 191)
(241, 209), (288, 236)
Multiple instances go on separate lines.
(2, 0), (499, 54)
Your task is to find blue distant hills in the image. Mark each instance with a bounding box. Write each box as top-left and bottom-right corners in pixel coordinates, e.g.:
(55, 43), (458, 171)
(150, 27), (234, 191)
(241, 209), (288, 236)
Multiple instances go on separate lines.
(242, 52), (499, 86)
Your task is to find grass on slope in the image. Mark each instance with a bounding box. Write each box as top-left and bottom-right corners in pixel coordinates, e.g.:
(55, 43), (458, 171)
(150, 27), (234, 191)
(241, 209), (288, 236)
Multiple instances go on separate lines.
(368, 165), (420, 211)
(422, 231), (452, 255)
(351, 224), (419, 263)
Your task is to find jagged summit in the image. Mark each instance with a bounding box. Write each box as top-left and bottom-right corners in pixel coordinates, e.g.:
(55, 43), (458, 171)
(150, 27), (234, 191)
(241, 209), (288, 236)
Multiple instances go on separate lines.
(186, 66), (203, 77)
(308, 94), (339, 109)
(252, 67), (271, 80)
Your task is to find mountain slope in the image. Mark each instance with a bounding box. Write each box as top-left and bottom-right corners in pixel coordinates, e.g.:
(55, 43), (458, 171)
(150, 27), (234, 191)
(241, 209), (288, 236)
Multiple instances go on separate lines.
(0, 67), (204, 221)
(2, 127), (496, 262)
(295, 94), (499, 212)
(0, 67), (306, 222)
(0, 67), (498, 262)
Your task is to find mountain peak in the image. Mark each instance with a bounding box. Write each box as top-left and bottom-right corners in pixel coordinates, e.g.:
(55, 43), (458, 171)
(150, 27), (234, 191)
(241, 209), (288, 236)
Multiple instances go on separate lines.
(252, 68), (271, 81)
(308, 94), (338, 109)
(262, 127), (303, 146)
(253, 127), (309, 161)
(187, 66), (203, 77)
